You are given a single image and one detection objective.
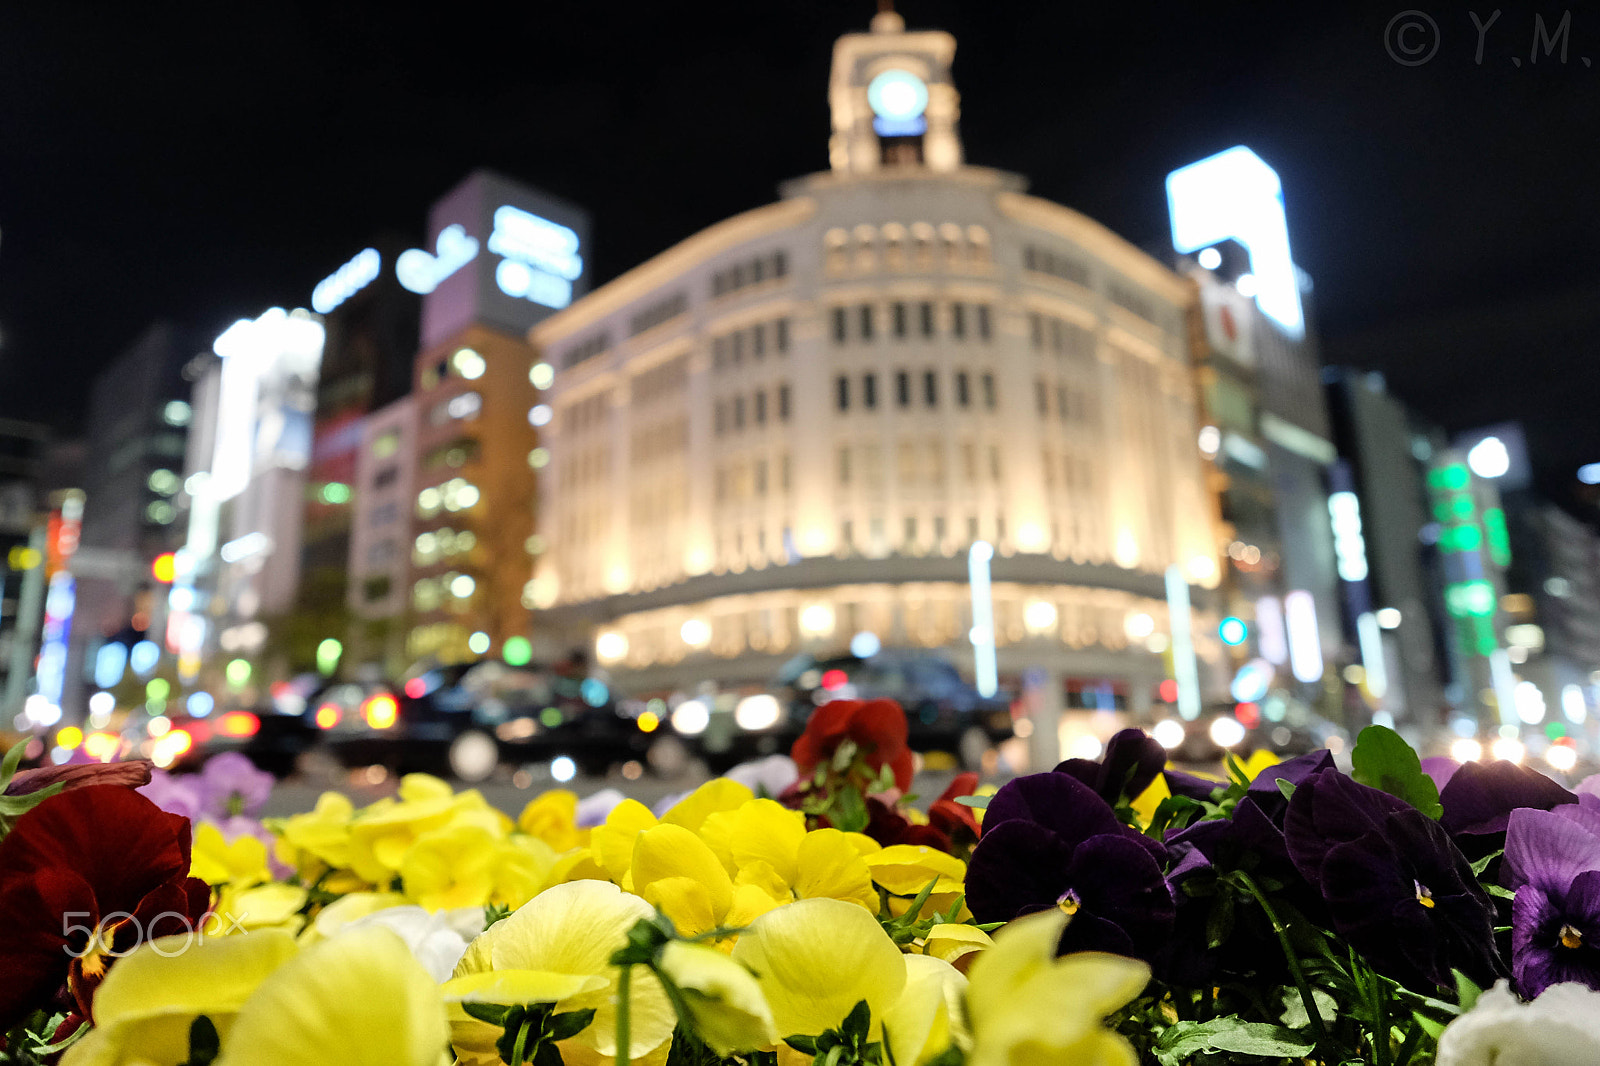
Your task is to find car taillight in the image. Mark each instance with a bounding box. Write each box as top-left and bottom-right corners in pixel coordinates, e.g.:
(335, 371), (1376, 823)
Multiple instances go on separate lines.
(151, 728), (194, 768)
(362, 693), (398, 730)
(315, 703), (341, 729)
(821, 669), (849, 691)
(217, 711), (260, 738)
(404, 677), (427, 699)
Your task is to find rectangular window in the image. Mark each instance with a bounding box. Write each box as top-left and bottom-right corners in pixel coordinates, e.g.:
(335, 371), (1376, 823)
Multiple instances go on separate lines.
(832, 307), (848, 345)
(933, 515), (946, 541)
(919, 301), (935, 337)
(780, 452), (791, 491)
(923, 370), (938, 407)
(1056, 385), (1069, 421)
(895, 370), (910, 407)
(1042, 448), (1054, 486)
(977, 304), (992, 341)
(951, 303), (966, 339)
(982, 372), (996, 409)
(904, 516), (918, 545)
(755, 390), (767, 424)
(1035, 379), (1048, 415)
(962, 442), (977, 481)
(838, 446), (852, 486)
(752, 324), (766, 358)
(732, 331), (744, 365)
(778, 383), (791, 420)
(967, 514), (979, 541)
(836, 375), (850, 412)
(1029, 312), (1043, 349)
(713, 336), (728, 369)
(733, 395), (746, 430)
(841, 519), (854, 549)
(989, 446), (1003, 481)
(776, 318), (790, 353)
(1050, 318), (1063, 353)
(955, 371), (970, 407)
(859, 304), (875, 342)
(892, 302), (907, 338)
(715, 400), (727, 435)
(862, 373), (878, 409)
(773, 250), (788, 277)
(996, 515), (1007, 541)
(755, 459), (768, 496)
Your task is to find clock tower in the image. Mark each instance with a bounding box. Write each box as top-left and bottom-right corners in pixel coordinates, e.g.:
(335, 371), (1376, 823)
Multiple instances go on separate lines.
(828, 6), (963, 174)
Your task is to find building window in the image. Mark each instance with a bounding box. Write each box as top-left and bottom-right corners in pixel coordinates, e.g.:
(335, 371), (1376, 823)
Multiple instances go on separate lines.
(836, 375), (850, 412)
(773, 250), (788, 277)
(832, 307), (848, 345)
(977, 304), (992, 340)
(982, 372), (996, 409)
(778, 383), (791, 420)
(733, 395), (746, 430)
(1057, 384), (1069, 421)
(1029, 312), (1043, 350)
(838, 446), (851, 486)
(1051, 318), (1064, 353)
(962, 442), (976, 481)
(374, 466), (399, 489)
(989, 446), (1003, 481)
(776, 318), (790, 353)
(955, 371), (970, 408)
(840, 519), (854, 550)
(895, 370), (910, 407)
(923, 370), (938, 407)
(996, 515), (1007, 541)
(755, 459), (768, 496)
(780, 452), (791, 491)
(892, 302), (907, 338)
(951, 303), (966, 340)
(715, 400), (727, 435)
(732, 331), (744, 365)
(713, 336), (728, 370)
(919, 301), (935, 338)
(755, 390), (768, 424)
(862, 373), (878, 409)
(859, 304), (875, 342)
(752, 324), (766, 358)
(933, 514), (946, 541)
(967, 514), (979, 541)
(904, 515), (918, 546)
(1035, 379), (1048, 416)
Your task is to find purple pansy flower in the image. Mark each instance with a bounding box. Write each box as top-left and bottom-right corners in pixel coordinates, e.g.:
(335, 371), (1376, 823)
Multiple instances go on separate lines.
(1439, 759), (1575, 858)
(137, 768), (203, 822)
(1285, 767), (1506, 992)
(197, 753), (274, 819)
(966, 771), (1174, 965)
(1054, 728), (1167, 807)
(1503, 805), (1600, 998)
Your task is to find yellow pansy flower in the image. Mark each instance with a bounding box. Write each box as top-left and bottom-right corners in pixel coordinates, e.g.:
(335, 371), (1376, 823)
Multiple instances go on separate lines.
(402, 822), (502, 911)
(1237, 748), (1281, 781)
(731, 897), (907, 1042)
(922, 923), (994, 972)
(270, 791), (357, 882)
(880, 953), (968, 1066)
(491, 834), (561, 910)
(517, 788), (587, 851)
(213, 881), (309, 936)
(659, 778), (755, 833)
(865, 844), (969, 921)
(215, 926), (451, 1066)
(964, 909), (1149, 1066)
(588, 798), (660, 887)
(657, 940), (777, 1055)
(63, 929), (298, 1066)
(300, 891), (409, 943)
(445, 880), (676, 1066)
(1131, 774), (1171, 830)
(702, 801), (877, 912)
(189, 822), (271, 888)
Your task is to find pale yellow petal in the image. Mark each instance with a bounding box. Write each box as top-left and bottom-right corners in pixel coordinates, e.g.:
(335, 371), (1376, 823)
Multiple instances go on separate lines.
(301, 892), (408, 944)
(725, 800), (806, 885)
(658, 940), (777, 1055)
(881, 953), (967, 1066)
(640, 876), (720, 939)
(661, 778), (754, 833)
(731, 897), (906, 1041)
(441, 969), (608, 1004)
(399, 773), (456, 802)
(864, 845), (967, 897)
(792, 828), (878, 911)
(216, 926), (450, 1066)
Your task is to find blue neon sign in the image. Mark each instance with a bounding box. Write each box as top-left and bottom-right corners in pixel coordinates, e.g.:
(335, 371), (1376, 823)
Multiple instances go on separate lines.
(396, 224), (480, 295)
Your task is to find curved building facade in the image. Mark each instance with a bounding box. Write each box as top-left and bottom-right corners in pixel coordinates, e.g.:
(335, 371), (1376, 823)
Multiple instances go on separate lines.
(529, 13), (1225, 712)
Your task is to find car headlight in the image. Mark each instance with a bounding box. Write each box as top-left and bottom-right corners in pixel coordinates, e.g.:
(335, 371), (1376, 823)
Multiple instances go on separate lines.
(735, 694), (781, 731)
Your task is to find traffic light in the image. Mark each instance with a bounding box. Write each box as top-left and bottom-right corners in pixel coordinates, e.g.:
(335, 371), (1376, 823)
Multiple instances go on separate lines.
(151, 553), (176, 583)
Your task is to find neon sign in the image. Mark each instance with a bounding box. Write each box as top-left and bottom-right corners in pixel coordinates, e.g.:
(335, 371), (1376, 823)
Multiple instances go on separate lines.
(490, 205), (581, 309)
(312, 248), (381, 313)
(397, 224), (480, 295)
(1166, 146), (1305, 339)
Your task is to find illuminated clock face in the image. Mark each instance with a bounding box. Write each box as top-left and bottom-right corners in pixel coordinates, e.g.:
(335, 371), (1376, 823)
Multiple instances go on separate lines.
(867, 69), (928, 122)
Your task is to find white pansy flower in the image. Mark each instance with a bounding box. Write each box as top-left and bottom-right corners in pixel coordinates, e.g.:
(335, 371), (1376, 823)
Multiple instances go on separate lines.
(1437, 980), (1600, 1066)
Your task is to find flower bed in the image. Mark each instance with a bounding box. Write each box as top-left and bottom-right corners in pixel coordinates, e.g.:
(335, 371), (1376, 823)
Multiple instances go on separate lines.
(2, 705), (1599, 1065)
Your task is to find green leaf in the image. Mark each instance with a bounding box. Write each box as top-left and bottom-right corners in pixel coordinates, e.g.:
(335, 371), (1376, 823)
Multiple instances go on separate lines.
(1485, 883), (1515, 899)
(182, 1016), (221, 1066)
(1453, 970), (1483, 1013)
(545, 1007), (597, 1042)
(784, 1036), (820, 1056)
(1413, 1011), (1448, 1041)
(1153, 1017), (1315, 1065)
(1279, 987), (1339, 1030)
(0, 739), (27, 787)
(951, 794), (989, 809)
(1276, 778), (1296, 802)
(839, 1000), (872, 1042)
(1205, 887), (1235, 950)
(1470, 850), (1505, 877)
(1350, 725), (1443, 819)
(832, 784), (869, 834)
(463, 1002), (512, 1026)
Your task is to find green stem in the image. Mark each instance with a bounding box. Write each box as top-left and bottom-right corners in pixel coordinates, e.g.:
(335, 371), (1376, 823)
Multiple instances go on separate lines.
(1233, 871), (1330, 1053)
(510, 1015), (532, 1066)
(1394, 1021), (1424, 1066)
(616, 962), (632, 1066)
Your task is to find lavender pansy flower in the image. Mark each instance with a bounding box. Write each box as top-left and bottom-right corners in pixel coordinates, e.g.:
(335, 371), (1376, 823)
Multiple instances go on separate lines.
(1503, 805), (1600, 997)
(1285, 767), (1505, 991)
(137, 767), (203, 822)
(966, 771), (1174, 965)
(197, 752), (274, 819)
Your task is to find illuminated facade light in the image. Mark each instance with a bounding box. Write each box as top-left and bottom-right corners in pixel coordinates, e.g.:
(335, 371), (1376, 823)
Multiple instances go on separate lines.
(799, 603), (836, 639)
(680, 618), (712, 647)
(1376, 607), (1402, 629)
(1356, 611), (1388, 700)
(1164, 565), (1202, 719)
(1255, 596), (1288, 665)
(1579, 462), (1600, 485)
(528, 404), (553, 427)
(1197, 425), (1221, 456)
(595, 630), (629, 663)
(450, 574), (477, 599)
(1167, 145), (1305, 338)
(1515, 681), (1546, 724)
(1563, 684), (1589, 723)
(1284, 589), (1323, 683)
(1328, 492), (1369, 583)
(1124, 612), (1155, 641)
(1218, 617), (1248, 646)
(451, 347), (487, 380)
(1467, 436), (1511, 479)
(967, 542), (997, 698)
(468, 631), (491, 655)
(1196, 247), (1222, 270)
(527, 448), (550, 469)
(529, 362), (555, 389)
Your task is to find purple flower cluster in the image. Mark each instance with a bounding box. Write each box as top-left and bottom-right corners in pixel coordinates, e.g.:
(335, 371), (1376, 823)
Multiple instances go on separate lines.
(1504, 798), (1600, 997)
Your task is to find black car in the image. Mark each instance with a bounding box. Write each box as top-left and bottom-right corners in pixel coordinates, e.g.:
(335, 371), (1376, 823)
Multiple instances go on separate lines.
(774, 648), (1016, 769)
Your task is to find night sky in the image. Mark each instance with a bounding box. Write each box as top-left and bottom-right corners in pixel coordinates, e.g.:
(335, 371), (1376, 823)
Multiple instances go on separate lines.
(3, 2), (1597, 501)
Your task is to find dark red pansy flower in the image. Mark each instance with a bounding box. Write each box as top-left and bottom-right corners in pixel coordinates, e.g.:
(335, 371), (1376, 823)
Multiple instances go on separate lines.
(0, 784), (209, 1030)
(791, 698), (915, 794)
(927, 771), (982, 842)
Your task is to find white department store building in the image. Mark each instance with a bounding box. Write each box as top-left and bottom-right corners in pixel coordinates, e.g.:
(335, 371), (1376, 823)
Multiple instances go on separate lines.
(528, 11), (1226, 712)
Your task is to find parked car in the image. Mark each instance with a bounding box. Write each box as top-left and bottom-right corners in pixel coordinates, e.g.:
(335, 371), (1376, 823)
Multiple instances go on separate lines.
(773, 648), (1016, 769)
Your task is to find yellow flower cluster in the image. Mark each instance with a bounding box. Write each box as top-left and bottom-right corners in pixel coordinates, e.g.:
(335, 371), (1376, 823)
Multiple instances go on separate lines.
(70, 774), (1150, 1066)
